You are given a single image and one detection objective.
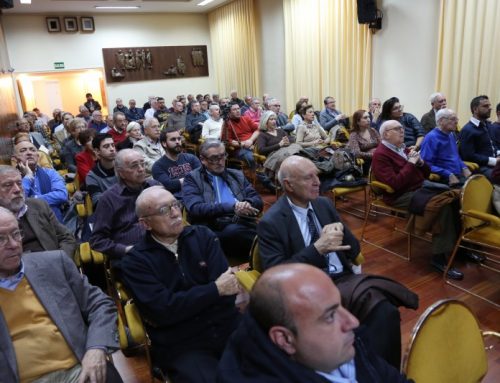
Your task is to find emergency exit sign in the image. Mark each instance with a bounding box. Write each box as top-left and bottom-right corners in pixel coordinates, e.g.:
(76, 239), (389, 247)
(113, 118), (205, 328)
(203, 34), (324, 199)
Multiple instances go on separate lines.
(54, 62), (65, 69)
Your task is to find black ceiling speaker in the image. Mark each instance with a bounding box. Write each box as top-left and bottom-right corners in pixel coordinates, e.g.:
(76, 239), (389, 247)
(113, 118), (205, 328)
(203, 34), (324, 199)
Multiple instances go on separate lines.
(0, 0), (13, 10)
(357, 0), (377, 23)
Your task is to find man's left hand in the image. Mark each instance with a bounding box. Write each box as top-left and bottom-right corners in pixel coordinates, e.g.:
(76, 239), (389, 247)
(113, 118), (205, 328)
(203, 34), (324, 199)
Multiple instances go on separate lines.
(78, 349), (107, 383)
(463, 168), (472, 178)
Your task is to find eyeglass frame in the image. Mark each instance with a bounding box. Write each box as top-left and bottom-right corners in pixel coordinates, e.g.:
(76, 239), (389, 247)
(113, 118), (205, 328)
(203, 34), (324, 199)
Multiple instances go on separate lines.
(201, 152), (228, 164)
(141, 201), (183, 219)
(0, 229), (23, 247)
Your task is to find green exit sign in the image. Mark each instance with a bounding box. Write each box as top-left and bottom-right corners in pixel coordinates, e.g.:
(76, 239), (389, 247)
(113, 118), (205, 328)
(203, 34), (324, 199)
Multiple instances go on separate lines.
(54, 62), (65, 69)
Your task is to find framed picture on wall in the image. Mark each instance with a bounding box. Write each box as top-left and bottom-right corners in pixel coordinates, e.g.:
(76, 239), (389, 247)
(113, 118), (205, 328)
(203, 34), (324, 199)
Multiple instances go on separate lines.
(46, 17), (61, 33)
(64, 17), (78, 32)
(80, 17), (95, 32)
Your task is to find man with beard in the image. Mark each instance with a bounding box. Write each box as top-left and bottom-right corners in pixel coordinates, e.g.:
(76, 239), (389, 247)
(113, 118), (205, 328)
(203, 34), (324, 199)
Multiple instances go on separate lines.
(459, 95), (500, 179)
(121, 186), (240, 382)
(152, 127), (201, 201)
(0, 165), (76, 258)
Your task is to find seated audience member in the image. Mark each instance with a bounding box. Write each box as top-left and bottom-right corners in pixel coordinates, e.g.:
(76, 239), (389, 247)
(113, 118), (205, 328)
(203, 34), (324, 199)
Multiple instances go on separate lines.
(186, 101), (208, 142)
(84, 92), (102, 112)
(75, 128), (97, 185)
(12, 118), (52, 154)
(201, 104), (224, 140)
(86, 134), (117, 208)
(90, 149), (159, 267)
(167, 100), (186, 130)
(258, 155), (418, 369)
(240, 95), (252, 114)
(491, 102), (500, 149)
(0, 207), (121, 383)
(217, 263), (413, 383)
(53, 112), (74, 145)
(61, 117), (86, 173)
(101, 115), (113, 134)
(229, 89), (244, 107)
(368, 98), (381, 128)
(295, 105), (329, 148)
(347, 109), (381, 174)
(48, 108), (62, 132)
(420, 92), (447, 134)
(183, 139), (263, 259)
(125, 98), (145, 124)
(117, 121), (144, 151)
(153, 96), (169, 124)
(88, 110), (108, 132)
(13, 141), (68, 222)
(372, 120), (485, 280)
(223, 102), (259, 165)
(459, 95), (500, 179)
(76, 105), (91, 123)
(145, 98), (158, 119)
(377, 97), (425, 150)
(152, 128), (201, 200)
(291, 99), (308, 131)
(420, 108), (471, 185)
(108, 112), (128, 145)
(200, 100), (210, 119)
(12, 133), (52, 169)
(121, 186), (240, 382)
(133, 118), (164, 175)
(113, 98), (129, 114)
(256, 111), (300, 180)
(0, 165), (76, 257)
(243, 97), (263, 124)
(142, 96), (156, 114)
(267, 98), (294, 133)
(319, 96), (349, 132)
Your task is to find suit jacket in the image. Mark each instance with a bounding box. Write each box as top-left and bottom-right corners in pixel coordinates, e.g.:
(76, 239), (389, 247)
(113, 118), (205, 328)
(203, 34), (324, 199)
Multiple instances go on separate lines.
(257, 196), (360, 271)
(0, 251), (118, 382)
(420, 108), (436, 134)
(23, 198), (77, 259)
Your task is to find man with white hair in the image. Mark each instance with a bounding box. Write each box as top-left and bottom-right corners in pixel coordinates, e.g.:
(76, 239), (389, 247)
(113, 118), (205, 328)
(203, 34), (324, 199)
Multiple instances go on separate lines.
(121, 186), (240, 382)
(420, 108), (471, 185)
(133, 117), (164, 175)
(113, 98), (128, 114)
(368, 98), (381, 128)
(420, 92), (447, 133)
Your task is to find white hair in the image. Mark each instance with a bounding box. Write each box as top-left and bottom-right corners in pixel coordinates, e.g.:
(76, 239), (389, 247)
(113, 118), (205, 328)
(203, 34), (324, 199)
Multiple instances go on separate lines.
(429, 92), (444, 104)
(435, 108), (455, 124)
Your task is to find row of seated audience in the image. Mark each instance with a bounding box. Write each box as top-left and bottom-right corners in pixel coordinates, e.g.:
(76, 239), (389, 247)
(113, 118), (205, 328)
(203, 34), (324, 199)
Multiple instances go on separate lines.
(1, 88), (500, 382)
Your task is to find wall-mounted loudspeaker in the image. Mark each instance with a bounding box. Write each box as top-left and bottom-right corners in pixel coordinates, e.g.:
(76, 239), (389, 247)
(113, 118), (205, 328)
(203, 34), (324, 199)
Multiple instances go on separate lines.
(357, 0), (377, 23)
(0, 0), (13, 10)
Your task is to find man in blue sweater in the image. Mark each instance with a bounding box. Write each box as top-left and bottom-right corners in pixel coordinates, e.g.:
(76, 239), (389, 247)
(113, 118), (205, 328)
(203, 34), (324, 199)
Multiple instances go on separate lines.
(122, 186), (241, 382)
(152, 127), (201, 200)
(459, 95), (500, 179)
(420, 108), (471, 186)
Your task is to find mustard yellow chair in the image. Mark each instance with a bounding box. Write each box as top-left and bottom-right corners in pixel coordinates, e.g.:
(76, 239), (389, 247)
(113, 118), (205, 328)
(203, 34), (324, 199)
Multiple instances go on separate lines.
(402, 299), (500, 383)
(444, 174), (500, 308)
(361, 169), (412, 261)
(235, 236), (262, 292)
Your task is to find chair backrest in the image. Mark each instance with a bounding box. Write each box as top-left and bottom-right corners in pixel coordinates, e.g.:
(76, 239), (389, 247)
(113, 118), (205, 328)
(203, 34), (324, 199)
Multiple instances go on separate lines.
(249, 236), (262, 272)
(402, 299), (487, 383)
(368, 168), (395, 197)
(461, 174), (494, 229)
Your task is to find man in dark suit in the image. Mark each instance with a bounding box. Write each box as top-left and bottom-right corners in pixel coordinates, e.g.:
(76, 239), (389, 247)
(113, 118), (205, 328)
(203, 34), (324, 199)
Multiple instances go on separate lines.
(0, 207), (121, 383)
(257, 155), (418, 369)
(0, 165), (76, 258)
(420, 92), (447, 134)
(217, 264), (412, 383)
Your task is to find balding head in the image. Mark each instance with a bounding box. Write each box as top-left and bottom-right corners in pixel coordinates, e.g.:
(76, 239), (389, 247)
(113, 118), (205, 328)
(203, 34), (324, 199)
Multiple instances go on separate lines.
(278, 156), (320, 207)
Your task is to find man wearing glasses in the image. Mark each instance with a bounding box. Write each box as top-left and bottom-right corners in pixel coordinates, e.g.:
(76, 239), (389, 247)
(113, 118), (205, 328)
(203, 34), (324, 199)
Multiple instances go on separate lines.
(90, 149), (159, 268)
(183, 139), (263, 260)
(121, 186), (241, 382)
(268, 98), (294, 133)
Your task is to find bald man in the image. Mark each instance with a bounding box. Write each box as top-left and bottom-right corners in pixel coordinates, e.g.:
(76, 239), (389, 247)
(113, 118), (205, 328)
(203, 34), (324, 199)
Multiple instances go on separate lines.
(217, 264), (412, 382)
(121, 186), (241, 382)
(258, 155), (418, 369)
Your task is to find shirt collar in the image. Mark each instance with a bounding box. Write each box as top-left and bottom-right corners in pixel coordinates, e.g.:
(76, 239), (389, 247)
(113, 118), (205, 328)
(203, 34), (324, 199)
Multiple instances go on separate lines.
(286, 197), (313, 215)
(470, 116), (481, 127)
(0, 259), (25, 291)
(17, 204), (28, 219)
(316, 358), (357, 383)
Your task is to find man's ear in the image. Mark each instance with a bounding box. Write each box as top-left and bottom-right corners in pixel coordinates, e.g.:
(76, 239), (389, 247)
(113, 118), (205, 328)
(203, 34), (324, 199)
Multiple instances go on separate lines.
(138, 217), (151, 231)
(268, 326), (296, 356)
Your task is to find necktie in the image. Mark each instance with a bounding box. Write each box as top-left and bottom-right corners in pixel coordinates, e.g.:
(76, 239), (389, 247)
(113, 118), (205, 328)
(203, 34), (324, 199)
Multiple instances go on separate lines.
(307, 209), (319, 244)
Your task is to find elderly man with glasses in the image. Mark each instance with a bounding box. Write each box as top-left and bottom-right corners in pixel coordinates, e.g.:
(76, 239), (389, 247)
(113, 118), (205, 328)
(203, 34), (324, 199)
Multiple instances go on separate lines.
(89, 149), (159, 268)
(121, 185), (241, 382)
(183, 139), (263, 260)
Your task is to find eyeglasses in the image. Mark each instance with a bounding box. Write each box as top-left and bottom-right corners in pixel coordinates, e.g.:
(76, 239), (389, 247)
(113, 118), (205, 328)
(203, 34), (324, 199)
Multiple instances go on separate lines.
(386, 126), (404, 132)
(203, 153), (228, 164)
(392, 105), (404, 111)
(0, 229), (23, 247)
(126, 161), (146, 170)
(142, 201), (183, 218)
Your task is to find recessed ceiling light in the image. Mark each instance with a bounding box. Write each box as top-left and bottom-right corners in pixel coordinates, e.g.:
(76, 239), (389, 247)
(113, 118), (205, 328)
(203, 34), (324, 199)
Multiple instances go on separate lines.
(95, 6), (141, 10)
(197, 0), (215, 6)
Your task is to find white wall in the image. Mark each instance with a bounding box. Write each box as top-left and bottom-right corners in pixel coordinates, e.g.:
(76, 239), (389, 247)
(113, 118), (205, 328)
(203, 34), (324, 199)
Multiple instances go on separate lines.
(2, 13), (216, 108)
(255, 0), (286, 108)
(372, 0), (440, 119)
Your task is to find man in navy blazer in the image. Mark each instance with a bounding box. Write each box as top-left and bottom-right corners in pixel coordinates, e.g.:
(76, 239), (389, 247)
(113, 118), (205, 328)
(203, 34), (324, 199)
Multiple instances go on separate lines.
(0, 207), (121, 383)
(258, 156), (418, 369)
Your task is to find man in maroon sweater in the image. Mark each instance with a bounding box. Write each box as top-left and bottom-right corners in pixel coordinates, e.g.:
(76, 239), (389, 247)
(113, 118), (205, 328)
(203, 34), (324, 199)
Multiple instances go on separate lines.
(371, 120), (465, 280)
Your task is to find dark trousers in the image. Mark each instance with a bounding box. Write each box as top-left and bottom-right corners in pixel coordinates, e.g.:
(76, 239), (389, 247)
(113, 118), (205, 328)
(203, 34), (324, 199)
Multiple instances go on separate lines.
(164, 350), (223, 383)
(107, 362), (124, 383)
(215, 223), (256, 261)
(361, 300), (402, 370)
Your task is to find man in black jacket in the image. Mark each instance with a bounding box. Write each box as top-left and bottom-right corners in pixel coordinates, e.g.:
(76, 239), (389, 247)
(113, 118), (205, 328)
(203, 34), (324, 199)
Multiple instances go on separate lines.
(121, 186), (241, 382)
(217, 264), (413, 383)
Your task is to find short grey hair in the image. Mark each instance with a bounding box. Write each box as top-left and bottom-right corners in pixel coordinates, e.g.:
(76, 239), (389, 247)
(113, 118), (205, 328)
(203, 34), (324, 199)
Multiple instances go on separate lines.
(0, 165), (20, 178)
(92, 110), (102, 117)
(379, 120), (400, 137)
(143, 118), (158, 130)
(199, 139), (224, 157)
(429, 92), (444, 104)
(259, 111), (277, 131)
(135, 185), (166, 218)
(114, 149), (135, 171)
(435, 108), (455, 124)
(0, 206), (17, 221)
(127, 121), (141, 133)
